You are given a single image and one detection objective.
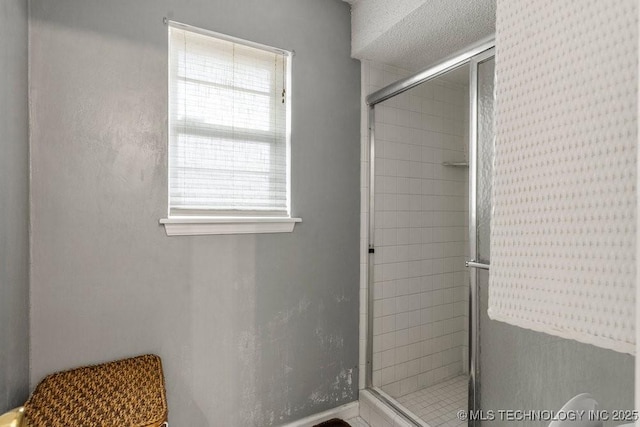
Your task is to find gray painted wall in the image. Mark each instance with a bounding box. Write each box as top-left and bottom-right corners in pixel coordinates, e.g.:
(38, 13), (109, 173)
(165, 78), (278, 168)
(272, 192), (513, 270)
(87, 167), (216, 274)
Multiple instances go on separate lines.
(479, 270), (635, 426)
(28, 1), (361, 425)
(0, 0), (30, 413)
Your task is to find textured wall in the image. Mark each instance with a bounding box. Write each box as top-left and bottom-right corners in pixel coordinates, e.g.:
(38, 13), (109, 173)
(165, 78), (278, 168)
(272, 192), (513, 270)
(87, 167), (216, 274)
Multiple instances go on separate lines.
(0, 0), (30, 413)
(28, 0), (360, 425)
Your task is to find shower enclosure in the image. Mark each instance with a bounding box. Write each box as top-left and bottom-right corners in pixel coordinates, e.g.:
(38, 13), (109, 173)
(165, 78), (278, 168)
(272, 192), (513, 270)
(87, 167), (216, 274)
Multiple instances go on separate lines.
(364, 38), (495, 426)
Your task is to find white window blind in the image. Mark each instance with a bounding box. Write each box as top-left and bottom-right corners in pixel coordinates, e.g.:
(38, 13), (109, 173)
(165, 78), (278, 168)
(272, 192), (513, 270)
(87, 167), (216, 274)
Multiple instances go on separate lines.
(168, 24), (290, 217)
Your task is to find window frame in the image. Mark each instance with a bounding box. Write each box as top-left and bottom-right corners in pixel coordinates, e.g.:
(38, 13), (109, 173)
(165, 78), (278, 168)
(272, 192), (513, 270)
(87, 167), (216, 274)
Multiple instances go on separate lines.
(160, 21), (300, 236)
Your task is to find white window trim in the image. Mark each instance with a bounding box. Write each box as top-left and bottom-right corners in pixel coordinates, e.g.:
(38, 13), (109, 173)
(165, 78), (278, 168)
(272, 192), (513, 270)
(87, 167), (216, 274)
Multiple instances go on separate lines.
(160, 20), (300, 236)
(160, 217), (301, 236)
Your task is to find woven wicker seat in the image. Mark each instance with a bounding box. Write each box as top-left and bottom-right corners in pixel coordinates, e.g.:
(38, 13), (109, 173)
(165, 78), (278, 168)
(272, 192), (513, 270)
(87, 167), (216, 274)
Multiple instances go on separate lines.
(24, 354), (167, 427)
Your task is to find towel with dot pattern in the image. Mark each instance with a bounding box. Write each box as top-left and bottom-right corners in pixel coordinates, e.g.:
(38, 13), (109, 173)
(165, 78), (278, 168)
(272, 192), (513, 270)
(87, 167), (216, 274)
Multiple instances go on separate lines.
(489, 0), (637, 354)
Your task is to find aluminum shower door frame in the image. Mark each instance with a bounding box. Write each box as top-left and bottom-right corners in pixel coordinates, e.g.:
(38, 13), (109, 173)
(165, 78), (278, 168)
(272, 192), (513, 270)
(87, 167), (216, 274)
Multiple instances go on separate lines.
(364, 38), (495, 427)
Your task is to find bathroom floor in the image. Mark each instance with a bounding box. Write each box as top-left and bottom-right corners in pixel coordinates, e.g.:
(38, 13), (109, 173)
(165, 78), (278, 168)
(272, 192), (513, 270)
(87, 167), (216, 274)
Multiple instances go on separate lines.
(346, 417), (370, 426)
(397, 375), (468, 427)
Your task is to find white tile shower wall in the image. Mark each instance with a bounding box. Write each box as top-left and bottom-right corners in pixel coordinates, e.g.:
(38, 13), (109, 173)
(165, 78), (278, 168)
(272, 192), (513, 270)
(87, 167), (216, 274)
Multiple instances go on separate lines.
(360, 61), (414, 391)
(359, 60), (470, 399)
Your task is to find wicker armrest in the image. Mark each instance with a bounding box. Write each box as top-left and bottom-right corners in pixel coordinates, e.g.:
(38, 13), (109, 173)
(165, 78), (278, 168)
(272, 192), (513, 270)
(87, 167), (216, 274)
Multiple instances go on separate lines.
(24, 355), (167, 427)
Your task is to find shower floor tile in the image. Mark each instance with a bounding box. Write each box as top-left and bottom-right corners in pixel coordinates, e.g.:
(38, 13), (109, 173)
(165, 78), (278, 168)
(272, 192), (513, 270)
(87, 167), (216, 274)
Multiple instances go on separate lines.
(396, 375), (468, 427)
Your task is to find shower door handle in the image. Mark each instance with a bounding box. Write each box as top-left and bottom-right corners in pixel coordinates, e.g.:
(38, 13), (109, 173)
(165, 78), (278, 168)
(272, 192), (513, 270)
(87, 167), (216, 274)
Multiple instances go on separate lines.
(466, 260), (490, 270)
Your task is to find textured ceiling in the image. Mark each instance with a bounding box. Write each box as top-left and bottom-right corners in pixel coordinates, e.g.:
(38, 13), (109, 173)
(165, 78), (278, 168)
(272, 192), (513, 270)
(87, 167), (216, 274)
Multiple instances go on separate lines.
(348, 0), (496, 71)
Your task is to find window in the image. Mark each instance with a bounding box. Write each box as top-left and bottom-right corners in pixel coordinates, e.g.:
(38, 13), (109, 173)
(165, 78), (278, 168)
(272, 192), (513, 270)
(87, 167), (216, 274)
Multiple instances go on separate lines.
(161, 22), (300, 235)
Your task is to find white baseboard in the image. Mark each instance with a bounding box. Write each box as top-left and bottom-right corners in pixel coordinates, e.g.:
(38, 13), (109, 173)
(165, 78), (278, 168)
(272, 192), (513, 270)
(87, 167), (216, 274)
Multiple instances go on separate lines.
(279, 401), (359, 427)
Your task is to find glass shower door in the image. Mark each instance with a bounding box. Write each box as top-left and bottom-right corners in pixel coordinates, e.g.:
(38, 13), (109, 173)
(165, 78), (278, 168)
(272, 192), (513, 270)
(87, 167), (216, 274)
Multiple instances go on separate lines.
(368, 63), (473, 426)
(363, 39), (497, 427)
(468, 52), (494, 426)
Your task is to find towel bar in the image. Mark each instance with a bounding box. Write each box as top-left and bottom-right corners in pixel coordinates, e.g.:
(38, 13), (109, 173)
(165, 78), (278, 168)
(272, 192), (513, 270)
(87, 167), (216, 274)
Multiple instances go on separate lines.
(466, 260), (490, 270)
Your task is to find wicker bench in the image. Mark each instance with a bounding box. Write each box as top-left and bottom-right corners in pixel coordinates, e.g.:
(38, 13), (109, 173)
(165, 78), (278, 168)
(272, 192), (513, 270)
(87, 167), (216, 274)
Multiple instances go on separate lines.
(1, 354), (168, 427)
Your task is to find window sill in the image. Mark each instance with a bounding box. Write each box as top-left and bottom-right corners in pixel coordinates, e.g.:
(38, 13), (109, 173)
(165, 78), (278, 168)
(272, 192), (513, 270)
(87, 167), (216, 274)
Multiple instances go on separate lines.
(159, 217), (301, 236)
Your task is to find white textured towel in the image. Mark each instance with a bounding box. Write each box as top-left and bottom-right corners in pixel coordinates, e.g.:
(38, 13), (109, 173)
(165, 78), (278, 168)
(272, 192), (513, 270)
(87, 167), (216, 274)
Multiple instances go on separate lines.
(489, 0), (637, 354)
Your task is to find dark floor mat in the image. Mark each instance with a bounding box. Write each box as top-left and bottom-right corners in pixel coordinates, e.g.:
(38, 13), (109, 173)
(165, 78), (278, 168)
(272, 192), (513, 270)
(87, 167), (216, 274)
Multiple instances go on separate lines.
(313, 419), (351, 427)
